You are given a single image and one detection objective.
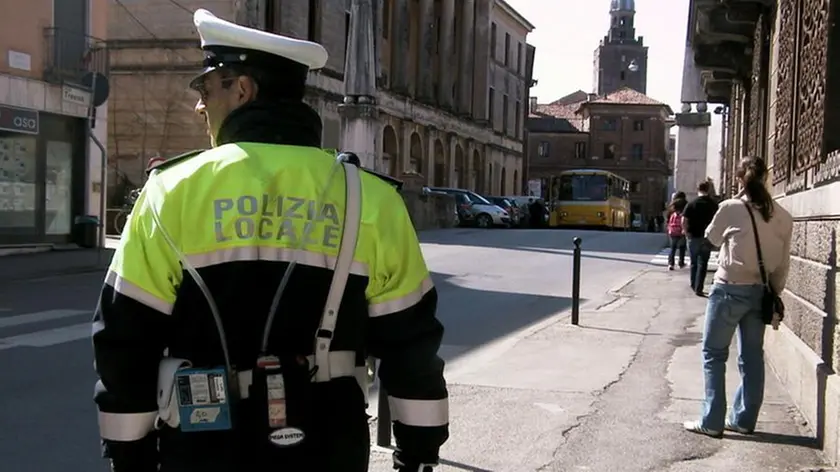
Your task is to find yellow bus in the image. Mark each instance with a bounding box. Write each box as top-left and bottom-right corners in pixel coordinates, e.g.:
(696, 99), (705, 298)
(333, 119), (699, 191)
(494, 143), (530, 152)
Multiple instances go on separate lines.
(547, 169), (631, 230)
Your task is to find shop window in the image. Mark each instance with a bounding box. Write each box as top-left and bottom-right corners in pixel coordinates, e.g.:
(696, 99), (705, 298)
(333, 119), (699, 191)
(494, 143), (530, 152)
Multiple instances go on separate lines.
(0, 133), (38, 228)
(45, 141), (74, 234)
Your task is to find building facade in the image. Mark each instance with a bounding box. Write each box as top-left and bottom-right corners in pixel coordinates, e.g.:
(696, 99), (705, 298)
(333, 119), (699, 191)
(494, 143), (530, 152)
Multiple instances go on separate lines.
(593, 0), (648, 96)
(107, 0), (533, 200)
(527, 87), (672, 220)
(0, 0), (109, 247)
(487, 1), (535, 195)
(685, 0), (840, 463)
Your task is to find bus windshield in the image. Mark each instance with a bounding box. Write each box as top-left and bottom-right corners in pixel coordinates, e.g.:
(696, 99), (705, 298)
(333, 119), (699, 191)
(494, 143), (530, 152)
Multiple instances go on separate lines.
(559, 174), (608, 201)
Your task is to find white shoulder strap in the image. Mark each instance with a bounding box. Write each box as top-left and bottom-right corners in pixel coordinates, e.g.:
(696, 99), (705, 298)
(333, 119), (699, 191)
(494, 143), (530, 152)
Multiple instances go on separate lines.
(313, 161), (363, 382)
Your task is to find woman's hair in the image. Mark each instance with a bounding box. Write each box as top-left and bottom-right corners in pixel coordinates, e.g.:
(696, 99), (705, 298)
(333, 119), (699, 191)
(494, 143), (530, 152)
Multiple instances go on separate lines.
(669, 195), (687, 214)
(737, 156), (774, 222)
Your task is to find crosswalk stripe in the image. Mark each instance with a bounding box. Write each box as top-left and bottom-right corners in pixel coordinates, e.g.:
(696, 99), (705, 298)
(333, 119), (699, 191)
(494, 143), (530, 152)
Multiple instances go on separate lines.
(0, 323), (91, 350)
(0, 309), (89, 329)
(649, 248), (719, 271)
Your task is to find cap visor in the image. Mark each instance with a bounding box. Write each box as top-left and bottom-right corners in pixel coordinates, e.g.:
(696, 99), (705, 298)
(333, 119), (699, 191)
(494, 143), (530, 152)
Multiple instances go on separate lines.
(189, 66), (218, 89)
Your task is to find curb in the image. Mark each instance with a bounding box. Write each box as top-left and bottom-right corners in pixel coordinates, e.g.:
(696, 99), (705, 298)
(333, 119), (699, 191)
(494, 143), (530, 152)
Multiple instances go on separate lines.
(608, 268), (649, 295)
(1, 264), (109, 284)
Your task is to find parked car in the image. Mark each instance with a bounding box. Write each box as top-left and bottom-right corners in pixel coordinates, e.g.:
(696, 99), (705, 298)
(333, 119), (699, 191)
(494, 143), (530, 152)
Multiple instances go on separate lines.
(427, 187), (511, 228)
(485, 196), (521, 227)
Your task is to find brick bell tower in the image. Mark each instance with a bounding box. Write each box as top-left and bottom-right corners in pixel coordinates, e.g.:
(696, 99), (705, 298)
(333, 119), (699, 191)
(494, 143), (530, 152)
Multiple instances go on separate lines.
(592, 0), (649, 95)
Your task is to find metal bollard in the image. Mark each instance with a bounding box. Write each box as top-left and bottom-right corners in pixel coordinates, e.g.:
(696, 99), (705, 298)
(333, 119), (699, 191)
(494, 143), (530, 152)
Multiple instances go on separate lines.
(375, 360), (392, 447)
(571, 237), (582, 325)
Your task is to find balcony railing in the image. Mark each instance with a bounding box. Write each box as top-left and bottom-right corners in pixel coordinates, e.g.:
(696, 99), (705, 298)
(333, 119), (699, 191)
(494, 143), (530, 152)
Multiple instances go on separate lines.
(43, 27), (109, 85)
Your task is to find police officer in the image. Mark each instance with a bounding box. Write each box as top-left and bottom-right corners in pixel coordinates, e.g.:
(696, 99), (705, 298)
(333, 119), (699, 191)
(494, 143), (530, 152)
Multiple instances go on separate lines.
(92, 9), (448, 472)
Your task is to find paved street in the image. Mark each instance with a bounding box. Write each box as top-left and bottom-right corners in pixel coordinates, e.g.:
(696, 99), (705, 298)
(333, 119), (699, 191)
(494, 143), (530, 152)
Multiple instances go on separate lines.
(0, 228), (823, 471)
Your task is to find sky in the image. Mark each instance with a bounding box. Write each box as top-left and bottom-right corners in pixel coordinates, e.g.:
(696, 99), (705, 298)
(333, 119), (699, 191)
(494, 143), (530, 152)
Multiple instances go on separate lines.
(504, 0), (689, 108)
(506, 0), (722, 162)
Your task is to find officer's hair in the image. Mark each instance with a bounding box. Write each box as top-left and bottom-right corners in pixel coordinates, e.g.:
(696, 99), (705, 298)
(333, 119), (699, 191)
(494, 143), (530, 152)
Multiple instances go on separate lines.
(217, 65), (306, 102)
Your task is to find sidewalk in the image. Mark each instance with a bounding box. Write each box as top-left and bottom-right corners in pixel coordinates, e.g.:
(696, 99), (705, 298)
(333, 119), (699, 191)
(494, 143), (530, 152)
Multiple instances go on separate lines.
(0, 239), (117, 282)
(367, 268), (829, 471)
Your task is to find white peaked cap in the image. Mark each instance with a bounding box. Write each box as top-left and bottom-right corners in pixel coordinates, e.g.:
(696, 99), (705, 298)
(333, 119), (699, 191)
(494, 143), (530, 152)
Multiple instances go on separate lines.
(193, 9), (328, 70)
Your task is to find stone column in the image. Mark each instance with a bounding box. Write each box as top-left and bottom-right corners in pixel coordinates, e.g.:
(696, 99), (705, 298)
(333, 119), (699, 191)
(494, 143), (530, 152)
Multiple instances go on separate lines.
(674, 45), (711, 202)
(457, 0), (475, 115)
(339, 0), (379, 169)
(426, 128), (437, 185)
(374, 0), (383, 82)
(439, 0), (456, 109)
(446, 132), (457, 186)
(471, 0), (491, 122)
(402, 123), (413, 173)
(417, 0), (435, 102)
(391, 0), (411, 94)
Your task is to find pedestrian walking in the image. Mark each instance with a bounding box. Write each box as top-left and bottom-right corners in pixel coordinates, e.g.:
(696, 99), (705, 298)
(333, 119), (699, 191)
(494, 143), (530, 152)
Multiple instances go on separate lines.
(666, 192), (687, 270)
(681, 180), (719, 295)
(683, 156), (793, 438)
(91, 9), (448, 472)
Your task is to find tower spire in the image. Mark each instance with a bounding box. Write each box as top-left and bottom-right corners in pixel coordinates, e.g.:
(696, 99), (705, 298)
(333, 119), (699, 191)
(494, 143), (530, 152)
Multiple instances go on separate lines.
(607, 0), (636, 43)
(610, 0), (634, 12)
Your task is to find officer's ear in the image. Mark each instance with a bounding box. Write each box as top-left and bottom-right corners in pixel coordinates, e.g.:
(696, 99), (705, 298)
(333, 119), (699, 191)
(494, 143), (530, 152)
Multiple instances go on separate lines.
(235, 75), (258, 105)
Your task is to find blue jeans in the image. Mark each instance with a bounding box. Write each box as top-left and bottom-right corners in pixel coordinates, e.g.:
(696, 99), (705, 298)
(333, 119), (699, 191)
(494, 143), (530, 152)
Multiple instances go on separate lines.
(700, 283), (767, 432)
(688, 237), (711, 293)
(668, 235), (686, 267)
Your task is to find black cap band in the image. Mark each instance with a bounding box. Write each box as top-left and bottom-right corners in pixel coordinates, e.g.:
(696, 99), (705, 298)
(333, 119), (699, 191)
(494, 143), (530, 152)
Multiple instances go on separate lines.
(190, 46), (310, 100)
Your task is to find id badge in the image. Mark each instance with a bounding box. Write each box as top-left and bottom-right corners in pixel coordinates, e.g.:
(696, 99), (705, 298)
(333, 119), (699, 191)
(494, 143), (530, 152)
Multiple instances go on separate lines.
(175, 366), (234, 432)
(257, 356), (306, 448)
(257, 356), (287, 428)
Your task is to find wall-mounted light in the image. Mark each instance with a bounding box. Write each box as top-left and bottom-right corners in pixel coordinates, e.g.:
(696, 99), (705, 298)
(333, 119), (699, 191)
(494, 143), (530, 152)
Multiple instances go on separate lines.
(627, 60), (639, 72)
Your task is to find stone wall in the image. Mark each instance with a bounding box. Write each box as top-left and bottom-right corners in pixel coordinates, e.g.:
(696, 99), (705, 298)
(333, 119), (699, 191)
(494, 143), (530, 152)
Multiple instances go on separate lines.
(731, 1), (840, 465)
(400, 173), (456, 231)
(781, 221), (836, 361)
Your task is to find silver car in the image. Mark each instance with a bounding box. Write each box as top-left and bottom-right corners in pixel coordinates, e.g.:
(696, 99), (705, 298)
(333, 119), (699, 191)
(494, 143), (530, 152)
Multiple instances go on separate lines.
(429, 187), (511, 228)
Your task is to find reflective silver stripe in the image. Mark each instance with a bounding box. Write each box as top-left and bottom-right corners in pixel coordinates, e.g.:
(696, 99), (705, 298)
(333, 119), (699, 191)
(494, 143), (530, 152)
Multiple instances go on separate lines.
(368, 276), (435, 317)
(314, 162), (362, 382)
(98, 411), (158, 441)
(237, 350), (358, 398)
(105, 271), (174, 315)
(387, 397), (449, 427)
(184, 246), (369, 276)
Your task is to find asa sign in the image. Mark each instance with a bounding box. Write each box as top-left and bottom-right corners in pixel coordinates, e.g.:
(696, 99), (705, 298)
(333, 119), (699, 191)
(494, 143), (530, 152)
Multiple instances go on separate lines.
(0, 105), (39, 135)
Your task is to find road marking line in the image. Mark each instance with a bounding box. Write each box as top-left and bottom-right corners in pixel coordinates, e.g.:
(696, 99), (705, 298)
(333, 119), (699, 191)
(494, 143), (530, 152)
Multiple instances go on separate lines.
(534, 402), (566, 414)
(0, 309), (89, 329)
(0, 322), (91, 350)
(649, 248), (719, 270)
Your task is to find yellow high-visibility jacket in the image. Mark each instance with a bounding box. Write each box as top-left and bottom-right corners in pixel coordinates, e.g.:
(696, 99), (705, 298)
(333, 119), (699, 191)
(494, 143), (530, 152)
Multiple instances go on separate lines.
(92, 143), (448, 470)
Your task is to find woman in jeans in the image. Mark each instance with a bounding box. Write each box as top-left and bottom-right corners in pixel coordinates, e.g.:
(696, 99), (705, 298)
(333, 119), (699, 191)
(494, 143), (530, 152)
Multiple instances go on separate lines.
(683, 156), (793, 438)
(666, 192), (687, 270)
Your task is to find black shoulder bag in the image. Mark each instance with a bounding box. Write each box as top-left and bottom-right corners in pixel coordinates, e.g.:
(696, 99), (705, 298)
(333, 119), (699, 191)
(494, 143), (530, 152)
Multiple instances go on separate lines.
(742, 201), (785, 325)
